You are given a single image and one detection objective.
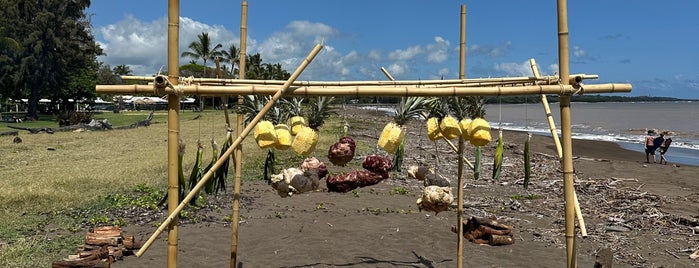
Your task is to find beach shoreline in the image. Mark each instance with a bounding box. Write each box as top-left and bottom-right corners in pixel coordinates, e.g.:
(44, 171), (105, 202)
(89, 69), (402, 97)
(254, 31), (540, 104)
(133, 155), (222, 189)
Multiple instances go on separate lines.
(111, 106), (699, 268)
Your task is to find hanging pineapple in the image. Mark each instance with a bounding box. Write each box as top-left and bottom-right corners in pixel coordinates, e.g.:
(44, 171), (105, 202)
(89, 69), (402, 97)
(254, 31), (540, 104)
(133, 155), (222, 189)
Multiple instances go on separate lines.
(378, 97), (429, 154)
(424, 97), (445, 141)
(292, 96), (335, 156)
(439, 115), (461, 139)
(468, 118), (492, 146)
(283, 97), (307, 136)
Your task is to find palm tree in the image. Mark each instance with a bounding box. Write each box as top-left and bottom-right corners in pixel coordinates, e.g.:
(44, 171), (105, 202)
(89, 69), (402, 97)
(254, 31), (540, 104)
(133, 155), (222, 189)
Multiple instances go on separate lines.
(112, 64), (132, 76)
(180, 32), (223, 77)
(245, 53), (263, 79)
(219, 44), (240, 78)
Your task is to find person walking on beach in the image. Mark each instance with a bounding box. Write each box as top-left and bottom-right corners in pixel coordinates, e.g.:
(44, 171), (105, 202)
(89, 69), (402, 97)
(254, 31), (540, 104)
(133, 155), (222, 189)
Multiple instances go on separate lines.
(659, 133), (673, 165)
(644, 130), (658, 163)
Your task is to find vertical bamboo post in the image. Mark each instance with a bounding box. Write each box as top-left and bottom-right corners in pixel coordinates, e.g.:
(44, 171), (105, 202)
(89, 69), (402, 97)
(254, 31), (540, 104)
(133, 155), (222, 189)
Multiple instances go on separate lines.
(166, 0), (180, 267)
(456, 4), (466, 268)
(556, 0), (577, 267)
(230, 2), (247, 267)
(135, 44), (323, 258)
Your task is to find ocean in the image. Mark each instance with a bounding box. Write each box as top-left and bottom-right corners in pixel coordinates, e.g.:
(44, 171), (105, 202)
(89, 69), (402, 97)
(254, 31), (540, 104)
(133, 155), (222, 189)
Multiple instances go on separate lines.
(484, 101), (699, 166)
(360, 101), (699, 166)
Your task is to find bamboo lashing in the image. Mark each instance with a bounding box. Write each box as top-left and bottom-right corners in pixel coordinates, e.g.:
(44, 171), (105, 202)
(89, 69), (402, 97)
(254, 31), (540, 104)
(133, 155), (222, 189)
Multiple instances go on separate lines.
(456, 5), (467, 268)
(231, 2), (248, 267)
(135, 44), (324, 258)
(530, 58), (587, 238)
(97, 83), (630, 96)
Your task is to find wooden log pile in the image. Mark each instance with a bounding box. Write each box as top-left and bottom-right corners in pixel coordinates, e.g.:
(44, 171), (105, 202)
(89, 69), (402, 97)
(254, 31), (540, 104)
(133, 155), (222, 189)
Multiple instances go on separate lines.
(452, 216), (515, 246)
(52, 226), (141, 268)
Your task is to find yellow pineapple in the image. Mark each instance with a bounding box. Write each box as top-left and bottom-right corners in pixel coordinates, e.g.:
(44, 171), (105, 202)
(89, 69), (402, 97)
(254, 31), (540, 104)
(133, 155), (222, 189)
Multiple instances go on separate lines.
(274, 124), (292, 150)
(253, 120), (277, 149)
(378, 97), (428, 154)
(291, 96), (334, 156)
(426, 117), (444, 141)
(468, 118), (492, 146)
(439, 115), (461, 139)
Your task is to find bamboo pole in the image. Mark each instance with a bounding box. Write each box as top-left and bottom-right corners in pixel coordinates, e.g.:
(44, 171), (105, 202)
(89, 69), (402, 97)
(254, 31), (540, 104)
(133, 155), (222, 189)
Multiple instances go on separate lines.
(96, 83), (631, 96)
(231, 2), (247, 267)
(457, 5), (466, 268)
(214, 57), (231, 128)
(135, 44), (323, 258)
(530, 59), (587, 238)
(529, 59), (563, 159)
(557, 0), (577, 267)
(119, 74), (598, 87)
(165, 0), (180, 267)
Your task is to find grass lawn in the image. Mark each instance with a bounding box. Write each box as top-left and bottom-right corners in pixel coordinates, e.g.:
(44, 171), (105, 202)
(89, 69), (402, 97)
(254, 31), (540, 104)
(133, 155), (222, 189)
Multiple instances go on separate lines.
(0, 108), (358, 267)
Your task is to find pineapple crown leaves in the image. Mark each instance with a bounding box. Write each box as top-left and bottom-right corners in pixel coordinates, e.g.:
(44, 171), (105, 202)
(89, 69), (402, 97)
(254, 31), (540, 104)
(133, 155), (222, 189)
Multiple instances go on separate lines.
(305, 96), (336, 130)
(422, 97), (448, 121)
(446, 97), (471, 120)
(232, 95), (288, 124)
(393, 96), (430, 125)
(465, 96), (487, 119)
(280, 97), (305, 117)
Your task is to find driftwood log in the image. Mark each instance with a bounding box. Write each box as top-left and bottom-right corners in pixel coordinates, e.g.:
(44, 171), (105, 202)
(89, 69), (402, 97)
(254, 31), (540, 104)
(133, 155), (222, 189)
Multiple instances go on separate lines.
(52, 226), (142, 268)
(452, 216), (515, 246)
(7, 110), (154, 134)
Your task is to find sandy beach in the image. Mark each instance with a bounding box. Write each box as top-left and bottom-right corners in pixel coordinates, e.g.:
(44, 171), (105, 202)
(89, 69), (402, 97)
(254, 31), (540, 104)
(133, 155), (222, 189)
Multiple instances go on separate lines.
(113, 106), (699, 268)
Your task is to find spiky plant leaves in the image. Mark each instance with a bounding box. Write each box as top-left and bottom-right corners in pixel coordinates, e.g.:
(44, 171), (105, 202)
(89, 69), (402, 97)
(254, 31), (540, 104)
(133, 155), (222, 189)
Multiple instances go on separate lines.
(263, 150), (275, 184)
(523, 133), (532, 189)
(186, 141), (204, 205)
(213, 131), (232, 193)
(492, 130), (504, 181)
(474, 146), (482, 180)
(391, 140), (405, 172)
(306, 96), (335, 130)
(202, 139), (219, 194)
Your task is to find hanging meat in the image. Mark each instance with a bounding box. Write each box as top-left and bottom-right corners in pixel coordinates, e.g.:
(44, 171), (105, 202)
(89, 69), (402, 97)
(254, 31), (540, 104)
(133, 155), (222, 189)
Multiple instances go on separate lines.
(326, 155), (393, 193)
(327, 136), (356, 166)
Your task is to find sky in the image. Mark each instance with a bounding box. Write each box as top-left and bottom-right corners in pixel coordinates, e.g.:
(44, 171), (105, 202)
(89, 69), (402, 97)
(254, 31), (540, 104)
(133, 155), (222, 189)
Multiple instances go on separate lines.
(87, 1), (699, 99)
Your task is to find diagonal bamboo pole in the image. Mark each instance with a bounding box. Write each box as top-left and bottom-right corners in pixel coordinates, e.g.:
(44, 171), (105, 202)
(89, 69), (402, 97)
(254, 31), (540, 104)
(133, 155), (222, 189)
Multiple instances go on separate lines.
(135, 44), (324, 258)
(456, 5), (466, 268)
(165, 0), (180, 267)
(231, 2), (248, 267)
(530, 58), (587, 238)
(557, 0), (577, 267)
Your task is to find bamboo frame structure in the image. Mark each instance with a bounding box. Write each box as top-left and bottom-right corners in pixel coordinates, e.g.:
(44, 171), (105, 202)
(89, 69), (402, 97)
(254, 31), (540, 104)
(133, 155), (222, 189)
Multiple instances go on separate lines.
(134, 44), (324, 258)
(93, 2), (630, 267)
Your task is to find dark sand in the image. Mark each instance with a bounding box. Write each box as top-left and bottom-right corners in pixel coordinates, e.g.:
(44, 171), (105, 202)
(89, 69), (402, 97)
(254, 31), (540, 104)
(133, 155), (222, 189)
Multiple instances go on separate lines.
(114, 107), (699, 268)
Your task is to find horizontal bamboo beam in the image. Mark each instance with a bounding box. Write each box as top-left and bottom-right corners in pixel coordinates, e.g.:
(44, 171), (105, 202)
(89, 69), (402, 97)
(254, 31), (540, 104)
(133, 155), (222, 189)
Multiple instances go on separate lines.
(96, 83), (630, 97)
(119, 74), (598, 87)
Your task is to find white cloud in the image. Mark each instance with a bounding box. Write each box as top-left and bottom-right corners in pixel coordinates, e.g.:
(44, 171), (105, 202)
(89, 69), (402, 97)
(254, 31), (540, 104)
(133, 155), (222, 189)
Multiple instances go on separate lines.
(96, 15), (237, 75)
(426, 36), (450, 63)
(388, 46), (423, 61)
(494, 60), (535, 77)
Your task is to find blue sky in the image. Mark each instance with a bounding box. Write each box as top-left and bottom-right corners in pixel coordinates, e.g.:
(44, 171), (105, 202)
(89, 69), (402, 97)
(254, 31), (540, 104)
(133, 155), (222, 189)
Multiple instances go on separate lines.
(88, 1), (699, 99)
